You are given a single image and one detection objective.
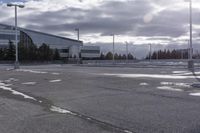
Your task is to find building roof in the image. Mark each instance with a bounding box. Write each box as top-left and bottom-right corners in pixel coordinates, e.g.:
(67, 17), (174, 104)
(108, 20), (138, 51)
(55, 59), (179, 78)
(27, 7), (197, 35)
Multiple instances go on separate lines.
(0, 23), (82, 43)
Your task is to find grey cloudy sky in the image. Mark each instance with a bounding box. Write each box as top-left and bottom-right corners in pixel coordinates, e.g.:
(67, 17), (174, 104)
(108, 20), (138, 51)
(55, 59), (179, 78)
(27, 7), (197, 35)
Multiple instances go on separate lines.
(0, 0), (200, 58)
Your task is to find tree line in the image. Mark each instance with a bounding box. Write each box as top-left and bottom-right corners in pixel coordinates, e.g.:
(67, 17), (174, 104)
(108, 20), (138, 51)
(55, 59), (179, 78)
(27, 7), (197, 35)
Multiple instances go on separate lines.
(0, 40), (60, 61)
(99, 52), (136, 60)
(146, 49), (189, 59)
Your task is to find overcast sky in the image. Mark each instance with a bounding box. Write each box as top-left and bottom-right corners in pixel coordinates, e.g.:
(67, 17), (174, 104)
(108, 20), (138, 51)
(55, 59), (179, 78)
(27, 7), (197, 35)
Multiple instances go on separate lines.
(0, 0), (200, 58)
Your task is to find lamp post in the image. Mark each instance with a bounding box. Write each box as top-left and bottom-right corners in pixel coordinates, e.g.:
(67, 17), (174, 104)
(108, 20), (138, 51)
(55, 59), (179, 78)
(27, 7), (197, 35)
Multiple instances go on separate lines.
(185, 0), (194, 69)
(7, 3), (24, 69)
(110, 34), (115, 64)
(125, 41), (129, 63)
(149, 43), (152, 62)
(75, 28), (80, 41)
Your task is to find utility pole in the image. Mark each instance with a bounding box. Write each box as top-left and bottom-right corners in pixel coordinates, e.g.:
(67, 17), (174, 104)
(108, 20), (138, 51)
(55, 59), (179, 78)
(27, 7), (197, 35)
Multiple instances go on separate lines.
(7, 3), (25, 69)
(149, 43), (152, 62)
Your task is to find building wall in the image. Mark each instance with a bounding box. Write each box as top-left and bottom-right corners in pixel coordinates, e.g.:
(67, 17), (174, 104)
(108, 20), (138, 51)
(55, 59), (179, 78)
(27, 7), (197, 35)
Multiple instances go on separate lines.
(21, 29), (82, 58)
(0, 27), (20, 47)
(81, 46), (100, 58)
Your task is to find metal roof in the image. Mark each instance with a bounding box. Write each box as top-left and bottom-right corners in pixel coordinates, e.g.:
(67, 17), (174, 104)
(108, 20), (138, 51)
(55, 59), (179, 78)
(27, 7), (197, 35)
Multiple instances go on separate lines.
(0, 23), (83, 44)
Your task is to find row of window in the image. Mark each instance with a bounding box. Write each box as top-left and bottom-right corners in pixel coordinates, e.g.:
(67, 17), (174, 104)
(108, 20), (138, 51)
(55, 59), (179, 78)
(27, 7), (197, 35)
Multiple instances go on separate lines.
(81, 50), (100, 54)
(58, 49), (69, 53)
(0, 34), (20, 40)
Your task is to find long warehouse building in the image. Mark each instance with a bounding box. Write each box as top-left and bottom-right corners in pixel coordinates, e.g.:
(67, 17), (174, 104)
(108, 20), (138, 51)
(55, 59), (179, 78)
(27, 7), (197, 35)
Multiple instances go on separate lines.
(0, 23), (84, 59)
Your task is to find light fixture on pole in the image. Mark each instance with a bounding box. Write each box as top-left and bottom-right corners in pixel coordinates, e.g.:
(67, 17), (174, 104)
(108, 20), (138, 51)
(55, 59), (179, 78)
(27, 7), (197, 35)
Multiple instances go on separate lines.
(7, 3), (25, 69)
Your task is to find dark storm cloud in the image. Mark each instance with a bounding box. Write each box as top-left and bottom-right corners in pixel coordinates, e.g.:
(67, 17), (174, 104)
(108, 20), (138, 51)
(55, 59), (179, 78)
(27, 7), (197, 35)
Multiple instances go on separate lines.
(17, 0), (154, 35)
(16, 0), (199, 38)
(1, 0), (200, 44)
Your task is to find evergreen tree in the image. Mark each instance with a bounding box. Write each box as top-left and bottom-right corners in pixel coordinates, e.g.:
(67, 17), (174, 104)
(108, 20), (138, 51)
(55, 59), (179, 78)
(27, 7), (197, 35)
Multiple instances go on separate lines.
(105, 52), (113, 60)
(0, 48), (4, 60)
(100, 52), (105, 60)
(53, 49), (60, 60)
(5, 40), (15, 60)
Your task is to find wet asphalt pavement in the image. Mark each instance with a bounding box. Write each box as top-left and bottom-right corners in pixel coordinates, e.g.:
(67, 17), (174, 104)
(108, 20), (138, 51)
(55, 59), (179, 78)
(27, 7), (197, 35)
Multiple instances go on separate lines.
(1, 64), (200, 133)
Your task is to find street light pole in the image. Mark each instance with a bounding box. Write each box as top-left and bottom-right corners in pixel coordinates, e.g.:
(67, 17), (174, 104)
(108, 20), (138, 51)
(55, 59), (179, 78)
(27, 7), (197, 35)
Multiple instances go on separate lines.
(186, 0), (194, 69)
(7, 3), (24, 69)
(111, 34), (115, 64)
(125, 41), (129, 63)
(75, 28), (79, 41)
(149, 43), (152, 62)
(15, 6), (18, 68)
(189, 0), (193, 60)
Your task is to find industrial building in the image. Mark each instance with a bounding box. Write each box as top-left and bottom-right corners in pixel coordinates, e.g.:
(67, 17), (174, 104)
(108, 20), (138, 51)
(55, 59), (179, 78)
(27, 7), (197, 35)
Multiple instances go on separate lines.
(81, 46), (101, 59)
(0, 23), (83, 59)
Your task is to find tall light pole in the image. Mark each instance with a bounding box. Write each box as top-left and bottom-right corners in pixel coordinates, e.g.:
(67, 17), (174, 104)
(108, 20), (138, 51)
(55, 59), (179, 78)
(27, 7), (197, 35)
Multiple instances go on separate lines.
(125, 41), (129, 63)
(149, 43), (152, 62)
(110, 34), (115, 64)
(185, 0), (194, 69)
(75, 28), (80, 41)
(7, 3), (24, 69)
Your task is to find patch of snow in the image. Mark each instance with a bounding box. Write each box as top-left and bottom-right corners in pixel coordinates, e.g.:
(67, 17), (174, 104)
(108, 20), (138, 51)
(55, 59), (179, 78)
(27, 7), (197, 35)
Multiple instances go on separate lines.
(0, 82), (12, 87)
(173, 71), (200, 76)
(51, 72), (60, 75)
(5, 78), (19, 82)
(16, 69), (47, 74)
(100, 73), (198, 79)
(22, 82), (37, 85)
(0, 85), (37, 101)
(49, 79), (62, 83)
(160, 82), (190, 88)
(124, 130), (133, 133)
(172, 71), (188, 74)
(189, 92), (200, 96)
(139, 83), (149, 86)
(157, 86), (183, 92)
(6, 68), (14, 71)
(50, 106), (75, 115)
